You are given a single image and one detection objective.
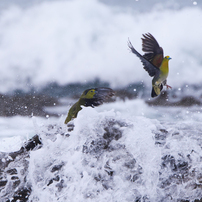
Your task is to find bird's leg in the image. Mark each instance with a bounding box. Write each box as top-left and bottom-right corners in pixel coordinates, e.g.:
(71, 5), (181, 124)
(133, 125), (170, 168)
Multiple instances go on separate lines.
(162, 80), (172, 89)
(166, 84), (172, 89)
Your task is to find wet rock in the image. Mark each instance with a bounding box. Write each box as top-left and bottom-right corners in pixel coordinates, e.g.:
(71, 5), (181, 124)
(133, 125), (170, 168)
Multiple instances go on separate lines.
(83, 119), (128, 155)
(146, 91), (201, 107)
(1, 118), (202, 201)
(55, 179), (65, 192)
(115, 89), (137, 100)
(6, 168), (17, 175)
(0, 93), (59, 117)
(174, 96), (201, 106)
(0, 180), (7, 187)
(47, 175), (60, 186)
(124, 158), (136, 169)
(67, 123), (75, 132)
(83, 139), (109, 155)
(40, 79), (110, 98)
(154, 128), (169, 146)
(113, 82), (145, 101)
(6, 187), (31, 202)
(146, 91), (170, 106)
(159, 153), (197, 200)
(23, 135), (42, 151)
(51, 162), (65, 172)
(0, 135), (42, 201)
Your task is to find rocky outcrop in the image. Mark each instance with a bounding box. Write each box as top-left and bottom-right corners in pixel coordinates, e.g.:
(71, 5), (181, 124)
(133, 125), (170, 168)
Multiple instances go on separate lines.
(1, 117), (202, 201)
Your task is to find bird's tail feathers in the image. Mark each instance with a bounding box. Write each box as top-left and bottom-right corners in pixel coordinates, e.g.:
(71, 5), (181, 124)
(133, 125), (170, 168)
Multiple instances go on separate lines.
(151, 87), (158, 98)
(151, 84), (163, 98)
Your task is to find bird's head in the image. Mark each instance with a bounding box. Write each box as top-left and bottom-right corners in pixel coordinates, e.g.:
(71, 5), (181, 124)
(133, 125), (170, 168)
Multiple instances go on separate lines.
(80, 87), (115, 100)
(80, 89), (96, 99)
(164, 56), (171, 61)
(79, 87), (115, 107)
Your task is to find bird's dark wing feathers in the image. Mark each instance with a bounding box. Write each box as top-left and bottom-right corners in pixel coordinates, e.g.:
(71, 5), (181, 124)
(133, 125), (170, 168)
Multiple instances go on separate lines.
(141, 33), (164, 68)
(82, 98), (103, 107)
(128, 39), (159, 77)
(82, 88), (115, 107)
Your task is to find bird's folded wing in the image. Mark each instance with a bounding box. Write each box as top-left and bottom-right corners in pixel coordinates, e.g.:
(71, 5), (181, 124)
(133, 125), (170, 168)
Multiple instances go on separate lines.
(82, 87), (115, 107)
(128, 39), (159, 77)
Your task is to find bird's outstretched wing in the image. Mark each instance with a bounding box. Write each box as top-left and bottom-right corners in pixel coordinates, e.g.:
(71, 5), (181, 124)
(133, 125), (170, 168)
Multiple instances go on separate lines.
(141, 33), (164, 68)
(82, 87), (115, 107)
(128, 39), (159, 77)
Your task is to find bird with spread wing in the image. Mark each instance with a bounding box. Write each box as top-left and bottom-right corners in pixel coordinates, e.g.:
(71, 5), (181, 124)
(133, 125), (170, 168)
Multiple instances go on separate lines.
(128, 33), (171, 97)
(65, 87), (115, 124)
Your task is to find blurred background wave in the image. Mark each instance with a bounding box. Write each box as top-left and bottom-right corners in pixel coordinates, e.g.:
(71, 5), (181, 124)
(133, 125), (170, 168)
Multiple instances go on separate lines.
(0, 0), (201, 95)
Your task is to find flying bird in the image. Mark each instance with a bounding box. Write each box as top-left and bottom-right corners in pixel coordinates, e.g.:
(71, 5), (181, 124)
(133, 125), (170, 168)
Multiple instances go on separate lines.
(128, 33), (171, 97)
(65, 87), (115, 124)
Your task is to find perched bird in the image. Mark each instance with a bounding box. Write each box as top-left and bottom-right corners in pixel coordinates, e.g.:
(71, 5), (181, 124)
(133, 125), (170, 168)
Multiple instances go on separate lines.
(128, 33), (172, 97)
(65, 87), (115, 124)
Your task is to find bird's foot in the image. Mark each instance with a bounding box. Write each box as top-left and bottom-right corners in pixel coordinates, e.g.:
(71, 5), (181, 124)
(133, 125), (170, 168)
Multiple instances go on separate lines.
(166, 84), (172, 89)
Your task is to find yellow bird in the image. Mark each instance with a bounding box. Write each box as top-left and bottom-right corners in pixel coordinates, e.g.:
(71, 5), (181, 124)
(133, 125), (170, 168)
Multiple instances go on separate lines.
(65, 87), (115, 124)
(128, 33), (172, 97)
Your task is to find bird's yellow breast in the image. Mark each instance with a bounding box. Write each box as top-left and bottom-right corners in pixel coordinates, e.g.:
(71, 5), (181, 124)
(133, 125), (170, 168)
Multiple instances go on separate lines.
(158, 57), (169, 83)
(160, 59), (169, 75)
(153, 57), (169, 85)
